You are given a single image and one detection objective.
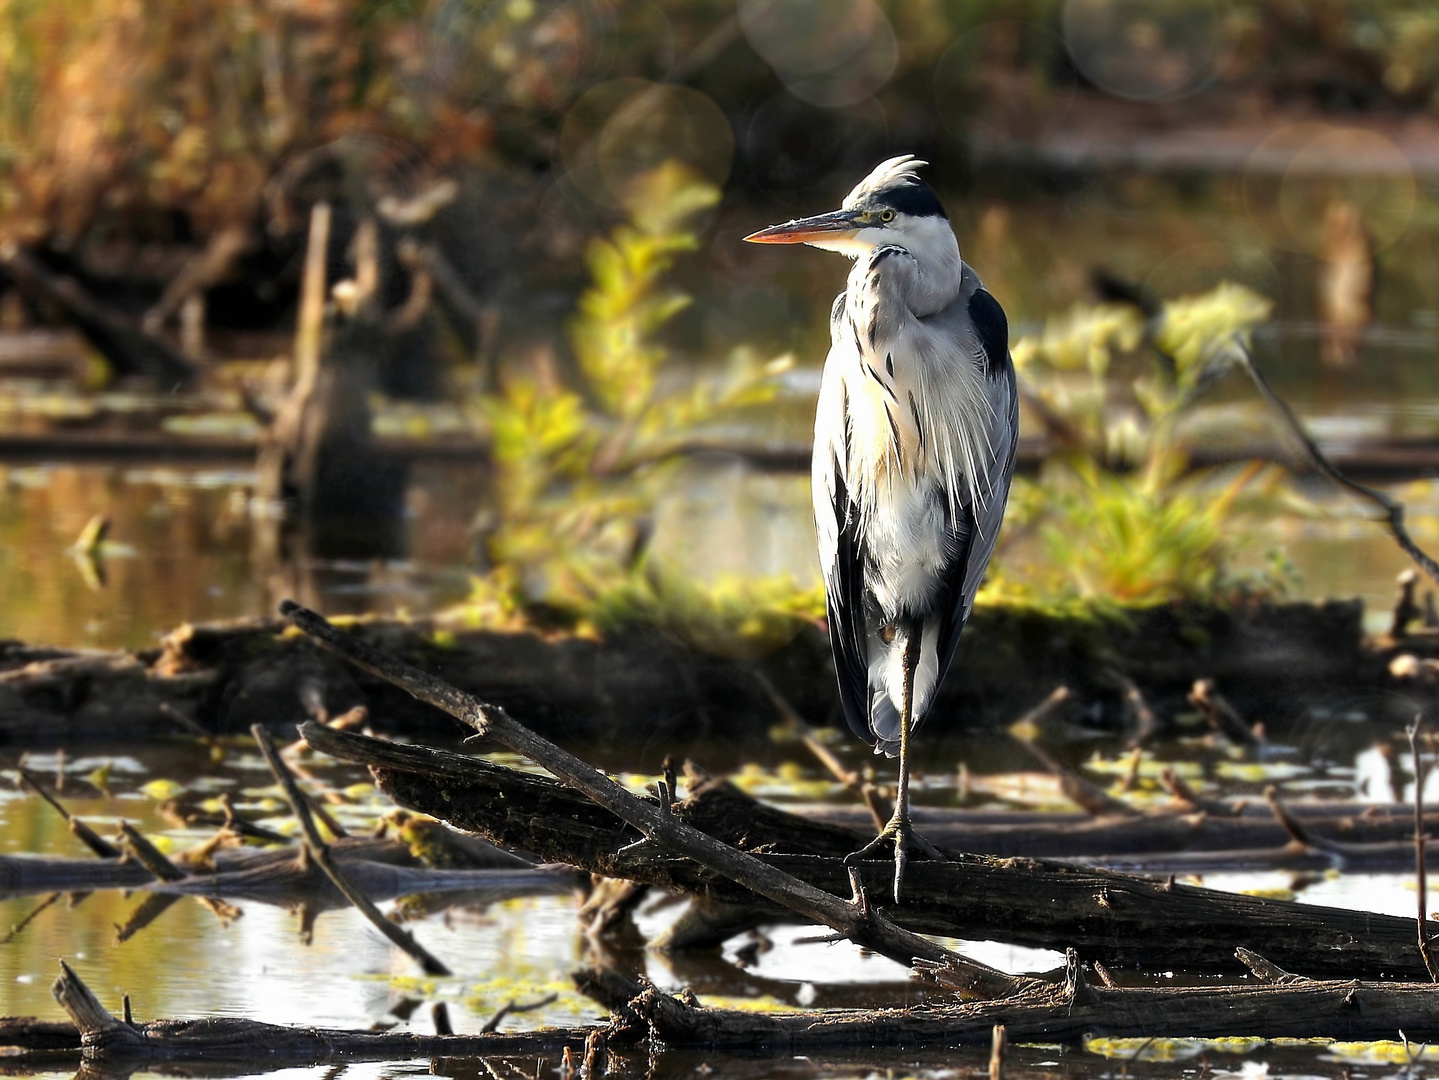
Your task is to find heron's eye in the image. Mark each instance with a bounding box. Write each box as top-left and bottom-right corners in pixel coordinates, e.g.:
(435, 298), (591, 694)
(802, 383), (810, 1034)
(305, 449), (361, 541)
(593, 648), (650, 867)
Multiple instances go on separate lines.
(879, 209), (895, 223)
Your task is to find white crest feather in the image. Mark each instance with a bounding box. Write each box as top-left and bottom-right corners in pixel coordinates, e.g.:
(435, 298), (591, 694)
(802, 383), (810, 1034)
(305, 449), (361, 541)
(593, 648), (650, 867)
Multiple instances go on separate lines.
(842, 155), (929, 210)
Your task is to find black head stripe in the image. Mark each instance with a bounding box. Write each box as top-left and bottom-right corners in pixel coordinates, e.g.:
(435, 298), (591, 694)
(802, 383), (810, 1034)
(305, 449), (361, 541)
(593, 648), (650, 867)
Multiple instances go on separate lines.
(874, 181), (947, 220)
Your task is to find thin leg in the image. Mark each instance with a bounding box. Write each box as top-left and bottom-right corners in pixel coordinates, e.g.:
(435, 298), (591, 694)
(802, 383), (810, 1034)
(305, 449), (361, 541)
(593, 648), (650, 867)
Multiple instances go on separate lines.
(844, 624), (945, 903)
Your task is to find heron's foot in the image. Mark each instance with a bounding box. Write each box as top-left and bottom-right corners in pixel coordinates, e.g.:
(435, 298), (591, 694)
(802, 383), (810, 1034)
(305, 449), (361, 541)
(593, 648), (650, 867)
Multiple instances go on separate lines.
(843, 813), (946, 903)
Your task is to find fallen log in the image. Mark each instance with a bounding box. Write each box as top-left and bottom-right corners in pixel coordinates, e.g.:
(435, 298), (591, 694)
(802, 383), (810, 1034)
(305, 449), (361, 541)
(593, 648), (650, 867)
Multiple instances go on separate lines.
(39, 960), (588, 1064)
(1, 596), (1427, 745)
(302, 722), (1439, 979)
(283, 602), (1035, 999)
(28, 950), (1439, 1062)
(576, 956), (1439, 1049)
(801, 803), (1434, 869)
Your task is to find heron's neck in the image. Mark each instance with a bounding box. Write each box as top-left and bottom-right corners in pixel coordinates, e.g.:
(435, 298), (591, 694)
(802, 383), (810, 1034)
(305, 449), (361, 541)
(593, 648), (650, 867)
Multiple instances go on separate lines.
(891, 217), (963, 316)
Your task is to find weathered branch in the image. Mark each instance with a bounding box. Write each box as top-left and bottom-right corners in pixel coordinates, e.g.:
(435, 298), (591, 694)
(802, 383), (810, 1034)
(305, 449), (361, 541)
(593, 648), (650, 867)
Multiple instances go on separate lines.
(302, 721), (1439, 980)
(252, 724), (451, 976)
(281, 601), (1033, 998)
(0, 244), (199, 384)
(28, 952), (1439, 1063)
(1232, 336), (1439, 587)
(44, 960), (588, 1063)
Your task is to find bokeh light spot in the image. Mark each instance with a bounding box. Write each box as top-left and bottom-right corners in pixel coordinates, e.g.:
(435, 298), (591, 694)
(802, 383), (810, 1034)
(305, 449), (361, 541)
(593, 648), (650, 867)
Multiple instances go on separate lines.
(1062, 0), (1230, 102)
(561, 80), (732, 208)
(738, 0), (897, 108)
(1242, 124), (1416, 256)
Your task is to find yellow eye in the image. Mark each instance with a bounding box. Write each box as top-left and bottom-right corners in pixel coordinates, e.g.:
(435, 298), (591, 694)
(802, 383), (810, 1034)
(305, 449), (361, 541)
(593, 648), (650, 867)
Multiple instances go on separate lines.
(880, 209), (895, 222)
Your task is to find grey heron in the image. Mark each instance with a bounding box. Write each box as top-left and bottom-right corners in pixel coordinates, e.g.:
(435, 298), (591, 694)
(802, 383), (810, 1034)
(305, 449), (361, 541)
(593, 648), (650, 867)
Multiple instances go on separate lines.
(745, 156), (1017, 901)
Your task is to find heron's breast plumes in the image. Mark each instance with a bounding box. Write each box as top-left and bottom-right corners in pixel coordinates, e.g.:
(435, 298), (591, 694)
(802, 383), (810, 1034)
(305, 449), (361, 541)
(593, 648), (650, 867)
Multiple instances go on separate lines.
(837, 308), (996, 537)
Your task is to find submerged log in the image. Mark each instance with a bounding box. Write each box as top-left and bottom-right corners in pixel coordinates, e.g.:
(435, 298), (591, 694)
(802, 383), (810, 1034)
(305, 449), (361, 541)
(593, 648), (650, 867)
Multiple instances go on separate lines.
(0, 833), (579, 909)
(303, 723), (1439, 980)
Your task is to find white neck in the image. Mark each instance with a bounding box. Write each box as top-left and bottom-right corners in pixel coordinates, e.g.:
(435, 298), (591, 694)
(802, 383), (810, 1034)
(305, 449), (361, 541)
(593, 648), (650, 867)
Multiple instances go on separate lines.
(891, 215), (962, 316)
(808, 215), (962, 317)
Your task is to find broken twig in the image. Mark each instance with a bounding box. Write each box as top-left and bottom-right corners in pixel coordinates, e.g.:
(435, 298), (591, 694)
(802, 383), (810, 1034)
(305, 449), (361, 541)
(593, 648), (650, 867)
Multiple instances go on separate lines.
(251, 724), (451, 977)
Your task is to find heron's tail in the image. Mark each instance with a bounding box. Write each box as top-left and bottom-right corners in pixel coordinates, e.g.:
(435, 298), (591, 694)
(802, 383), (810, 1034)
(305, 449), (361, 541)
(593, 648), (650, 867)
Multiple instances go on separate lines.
(868, 692), (902, 758)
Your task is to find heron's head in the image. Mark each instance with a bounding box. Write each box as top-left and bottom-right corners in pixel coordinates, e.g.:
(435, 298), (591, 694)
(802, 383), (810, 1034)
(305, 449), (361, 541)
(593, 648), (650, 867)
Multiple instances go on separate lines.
(744, 155), (951, 260)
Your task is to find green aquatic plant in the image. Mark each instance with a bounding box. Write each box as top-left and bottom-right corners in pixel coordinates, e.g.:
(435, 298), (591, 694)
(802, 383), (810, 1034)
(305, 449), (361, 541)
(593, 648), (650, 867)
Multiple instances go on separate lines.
(462, 161), (808, 648)
(1003, 281), (1280, 606)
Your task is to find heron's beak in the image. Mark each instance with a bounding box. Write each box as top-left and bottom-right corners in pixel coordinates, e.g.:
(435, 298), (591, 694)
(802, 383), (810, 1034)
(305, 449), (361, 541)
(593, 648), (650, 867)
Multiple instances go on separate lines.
(743, 209), (861, 244)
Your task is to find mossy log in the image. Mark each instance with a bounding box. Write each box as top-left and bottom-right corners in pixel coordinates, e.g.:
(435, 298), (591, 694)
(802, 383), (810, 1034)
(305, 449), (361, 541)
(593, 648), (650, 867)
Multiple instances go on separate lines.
(0, 598), (1430, 745)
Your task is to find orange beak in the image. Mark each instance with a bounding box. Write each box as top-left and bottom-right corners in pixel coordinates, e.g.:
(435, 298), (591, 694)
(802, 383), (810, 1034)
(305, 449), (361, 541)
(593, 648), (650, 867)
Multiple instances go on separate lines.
(743, 209), (862, 244)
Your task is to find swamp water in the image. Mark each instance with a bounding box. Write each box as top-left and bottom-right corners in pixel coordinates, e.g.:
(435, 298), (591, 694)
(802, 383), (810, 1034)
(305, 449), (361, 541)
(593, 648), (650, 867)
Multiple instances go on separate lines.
(0, 729), (1431, 1080)
(5, 169), (1439, 1078)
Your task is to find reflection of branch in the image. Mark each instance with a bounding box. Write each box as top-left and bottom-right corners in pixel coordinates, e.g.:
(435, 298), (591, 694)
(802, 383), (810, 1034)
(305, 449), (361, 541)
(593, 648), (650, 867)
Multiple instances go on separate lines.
(1230, 337), (1439, 587)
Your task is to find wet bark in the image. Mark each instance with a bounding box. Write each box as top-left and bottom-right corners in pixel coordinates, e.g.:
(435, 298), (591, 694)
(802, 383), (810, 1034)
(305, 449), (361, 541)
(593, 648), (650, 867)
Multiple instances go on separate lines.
(304, 723), (1439, 980)
(25, 956), (1439, 1063)
(579, 962), (1439, 1049)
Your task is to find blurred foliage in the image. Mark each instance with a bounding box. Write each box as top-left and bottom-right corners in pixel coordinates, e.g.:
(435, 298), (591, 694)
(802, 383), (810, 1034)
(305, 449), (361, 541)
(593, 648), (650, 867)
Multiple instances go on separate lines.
(459, 161), (817, 652)
(6, 0), (1439, 247)
(1005, 282), (1279, 605)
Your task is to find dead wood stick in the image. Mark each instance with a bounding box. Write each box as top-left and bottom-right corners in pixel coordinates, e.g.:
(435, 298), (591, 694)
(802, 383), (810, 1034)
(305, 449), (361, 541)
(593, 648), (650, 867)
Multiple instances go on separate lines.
(989, 1023), (1005, 1079)
(1008, 729), (1134, 818)
(280, 601), (1033, 999)
(115, 823), (185, 882)
(1232, 337), (1439, 587)
(251, 725), (451, 977)
(753, 668), (887, 832)
(1111, 672), (1160, 745)
(481, 992), (560, 1034)
(1410, 717), (1439, 981)
(45, 959), (592, 1062)
(1189, 679), (1259, 747)
(0, 244), (198, 384)
(294, 203), (330, 389)
(17, 767), (120, 859)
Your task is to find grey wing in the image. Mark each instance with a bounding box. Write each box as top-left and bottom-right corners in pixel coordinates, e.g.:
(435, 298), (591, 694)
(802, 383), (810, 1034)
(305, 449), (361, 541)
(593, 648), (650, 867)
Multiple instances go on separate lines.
(824, 448), (874, 743)
(932, 290), (1018, 692)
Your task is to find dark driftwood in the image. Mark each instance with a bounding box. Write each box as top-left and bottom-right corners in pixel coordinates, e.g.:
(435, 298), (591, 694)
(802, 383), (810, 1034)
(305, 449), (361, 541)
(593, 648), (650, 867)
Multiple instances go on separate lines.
(283, 604), (1033, 1000)
(801, 801), (1427, 859)
(43, 960), (583, 1064)
(29, 953), (1439, 1062)
(3, 597), (1428, 744)
(576, 959), (1439, 1049)
(303, 723), (1439, 979)
(0, 245), (198, 384)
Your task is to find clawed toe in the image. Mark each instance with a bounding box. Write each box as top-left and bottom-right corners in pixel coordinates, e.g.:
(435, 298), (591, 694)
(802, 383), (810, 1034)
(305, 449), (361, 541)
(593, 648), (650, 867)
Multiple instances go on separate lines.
(844, 817), (946, 903)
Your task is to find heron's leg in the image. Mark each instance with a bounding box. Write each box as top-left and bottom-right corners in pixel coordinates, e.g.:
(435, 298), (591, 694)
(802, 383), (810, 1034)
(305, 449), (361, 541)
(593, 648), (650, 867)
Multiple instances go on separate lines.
(844, 624), (945, 903)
